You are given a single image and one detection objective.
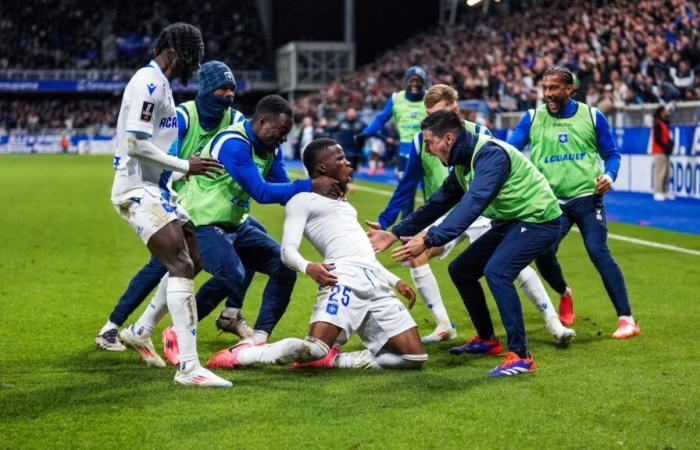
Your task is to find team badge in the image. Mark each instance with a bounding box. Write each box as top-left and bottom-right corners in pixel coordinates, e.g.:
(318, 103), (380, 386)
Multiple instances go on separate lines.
(140, 101), (155, 122)
(558, 133), (568, 144)
(326, 303), (338, 315)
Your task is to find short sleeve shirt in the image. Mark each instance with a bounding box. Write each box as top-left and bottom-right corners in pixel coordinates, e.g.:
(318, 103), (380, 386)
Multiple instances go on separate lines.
(111, 60), (178, 202)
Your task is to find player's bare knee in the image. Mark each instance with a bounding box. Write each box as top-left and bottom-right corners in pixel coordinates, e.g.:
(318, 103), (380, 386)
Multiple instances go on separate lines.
(296, 336), (329, 362)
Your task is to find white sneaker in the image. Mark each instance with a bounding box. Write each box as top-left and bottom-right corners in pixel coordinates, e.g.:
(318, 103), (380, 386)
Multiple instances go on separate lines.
(119, 326), (166, 368)
(653, 193), (666, 201)
(174, 365), (233, 388)
(421, 323), (457, 344)
(95, 328), (126, 351)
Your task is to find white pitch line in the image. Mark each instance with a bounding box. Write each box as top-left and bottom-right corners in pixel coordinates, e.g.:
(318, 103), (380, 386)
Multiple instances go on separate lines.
(571, 228), (700, 256)
(287, 169), (700, 256)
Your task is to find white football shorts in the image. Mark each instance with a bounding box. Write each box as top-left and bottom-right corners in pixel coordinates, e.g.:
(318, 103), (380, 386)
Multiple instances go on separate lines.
(113, 186), (190, 244)
(309, 262), (417, 354)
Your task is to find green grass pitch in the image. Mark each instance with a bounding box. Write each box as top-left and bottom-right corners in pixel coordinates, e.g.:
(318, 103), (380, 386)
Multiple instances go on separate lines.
(0, 155), (698, 449)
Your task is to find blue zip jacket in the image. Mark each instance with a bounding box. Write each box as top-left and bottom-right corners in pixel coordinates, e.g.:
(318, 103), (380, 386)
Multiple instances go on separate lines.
(392, 130), (511, 248)
(507, 98), (621, 182)
(210, 120), (311, 205)
(378, 124), (492, 230)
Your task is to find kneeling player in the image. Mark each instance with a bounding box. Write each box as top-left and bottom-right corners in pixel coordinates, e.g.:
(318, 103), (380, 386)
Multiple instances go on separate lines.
(207, 139), (427, 370)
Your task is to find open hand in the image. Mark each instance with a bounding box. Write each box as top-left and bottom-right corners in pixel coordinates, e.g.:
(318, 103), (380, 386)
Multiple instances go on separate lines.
(367, 228), (398, 253)
(395, 280), (416, 309)
(306, 263), (337, 286)
(311, 176), (342, 198)
(187, 155), (223, 178)
(391, 235), (426, 262)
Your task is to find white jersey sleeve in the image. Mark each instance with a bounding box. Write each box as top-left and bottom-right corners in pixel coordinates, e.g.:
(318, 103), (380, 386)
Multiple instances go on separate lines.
(375, 261), (400, 288)
(124, 69), (161, 137)
(280, 193), (313, 273)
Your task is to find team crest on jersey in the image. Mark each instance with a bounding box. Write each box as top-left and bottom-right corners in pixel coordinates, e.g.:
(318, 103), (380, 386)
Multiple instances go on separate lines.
(326, 303), (338, 315)
(411, 111), (417, 118)
(141, 101), (155, 122)
(558, 133), (569, 144)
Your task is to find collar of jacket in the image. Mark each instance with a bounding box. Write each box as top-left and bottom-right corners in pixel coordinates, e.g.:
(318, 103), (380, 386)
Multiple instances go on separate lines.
(447, 129), (478, 168)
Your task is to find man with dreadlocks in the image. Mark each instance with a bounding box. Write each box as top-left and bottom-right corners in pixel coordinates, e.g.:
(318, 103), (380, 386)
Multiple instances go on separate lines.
(109, 23), (232, 387)
(508, 66), (639, 340)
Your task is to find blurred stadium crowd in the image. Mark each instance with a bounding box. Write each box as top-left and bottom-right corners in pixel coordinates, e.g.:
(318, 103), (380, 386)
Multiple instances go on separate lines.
(0, 0), (268, 71)
(1, 0), (698, 136)
(294, 0), (700, 117)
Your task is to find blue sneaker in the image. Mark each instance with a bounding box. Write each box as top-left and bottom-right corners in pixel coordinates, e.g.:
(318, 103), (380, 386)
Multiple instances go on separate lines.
(448, 335), (502, 355)
(489, 352), (536, 377)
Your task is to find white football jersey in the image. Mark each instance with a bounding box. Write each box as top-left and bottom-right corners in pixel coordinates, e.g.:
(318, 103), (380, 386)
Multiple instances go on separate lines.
(284, 193), (376, 263)
(111, 60), (179, 202)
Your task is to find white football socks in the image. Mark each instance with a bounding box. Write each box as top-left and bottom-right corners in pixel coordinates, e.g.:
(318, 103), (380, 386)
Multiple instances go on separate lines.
(618, 315), (636, 324)
(167, 277), (199, 371)
(252, 329), (269, 345)
(237, 338), (309, 366)
(221, 307), (240, 319)
(131, 274), (169, 337)
(410, 264), (450, 326)
(335, 350), (427, 369)
(517, 266), (559, 324)
(99, 321), (119, 336)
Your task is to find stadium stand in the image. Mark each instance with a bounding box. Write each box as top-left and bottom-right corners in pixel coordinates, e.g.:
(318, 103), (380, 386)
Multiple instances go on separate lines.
(293, 0), (700, 118)
(0, 0), (269, 71)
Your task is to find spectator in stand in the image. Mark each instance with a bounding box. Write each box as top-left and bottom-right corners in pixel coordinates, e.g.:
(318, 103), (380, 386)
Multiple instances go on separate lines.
(652, 105), (675, 201)
(293, 0), (699, 117)
(333, 108), (365, 173)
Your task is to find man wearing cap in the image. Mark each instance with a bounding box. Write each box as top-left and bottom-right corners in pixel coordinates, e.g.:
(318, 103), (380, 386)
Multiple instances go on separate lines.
(96, 61), (261, 362)
(355, 66), (428, 218)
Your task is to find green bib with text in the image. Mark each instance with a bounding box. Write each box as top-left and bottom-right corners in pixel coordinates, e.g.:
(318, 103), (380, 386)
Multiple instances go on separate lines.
(178, 121), (274, 227)
(454, 135), (561, 223)
(172, 101), (232, 193)
(528, 102), (601, 198)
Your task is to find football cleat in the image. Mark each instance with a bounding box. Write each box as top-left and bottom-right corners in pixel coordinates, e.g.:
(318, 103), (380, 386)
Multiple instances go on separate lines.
(291, 345), (340, 369)
(206, 341), (254, 369)
(448, 335), (502, 355)
(119, 326), (166, 368)
(559, 286), (575, 326)
(162, 326), (180, 366)
(174, 366), (233, 388)
(215, 311), (254, 339)
(421, 323), (457, 344)
(545, 319), (576, 347)
(552, 327), (576, 347)
(611, 319), (640, 339)
(95, 328), (126, 351)
(489, 352), (536, 377)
